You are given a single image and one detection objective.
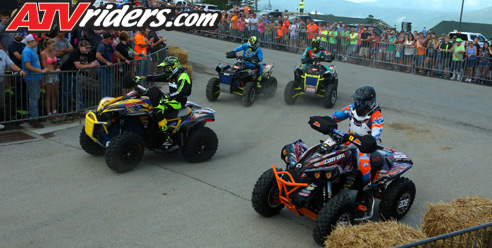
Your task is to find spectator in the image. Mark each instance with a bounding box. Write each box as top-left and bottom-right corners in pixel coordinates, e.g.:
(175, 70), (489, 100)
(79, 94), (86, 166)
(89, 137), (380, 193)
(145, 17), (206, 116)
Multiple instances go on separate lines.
(359, 28), (370, 65)
(320, 25), (328, 51)
(8, 33), (27, 114)
(289, 18), (300, 52)
(347, 28), (358, 60)
(8, 33), (25, 69)
(478, 42), (491, 83)
(378, 33), (388, 68)
(336, 21), (344, 33)
(415, 32), (427, 74)
(54, 33), (73, 65)
(0, 11), (13, 52)
(95, 33), (130, 98)
(115, 31), (137, 61)
(464, 41), (477, 82)
(229, 12), (238, 41)
(328, 26), (338, 55)
(404, 33), (415, 73)
(60, 40), (99, 111)
(386, 31), (397, 69)
(369, 32), (380, 67)
(439, 35), (453, 78)
(422, 27), (427, 36)
(40, 39), (60, 120)
(258, 18), (265, 43)
(425, 33), (440, 76)
(339, 25), (350, 60)
(450, 38), (465, 81)
(22, 34), (46, 128)
(248, 13), (258, 38)
(306, 19), (318, 41)
(238, 16), (246, 41)
(147, 29), (166, 54)
(265, 17), (274, 46)
(0, 47), (25, 127)
(299, 0), (304, 14)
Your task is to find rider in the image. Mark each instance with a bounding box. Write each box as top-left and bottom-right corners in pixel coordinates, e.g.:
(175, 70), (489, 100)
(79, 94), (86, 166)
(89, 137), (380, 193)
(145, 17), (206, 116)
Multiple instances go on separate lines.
(301, 37), (333, 70)
(328, 85), (383, 213)
(136, 56), (191, 146)
(230, 36), (263, 88)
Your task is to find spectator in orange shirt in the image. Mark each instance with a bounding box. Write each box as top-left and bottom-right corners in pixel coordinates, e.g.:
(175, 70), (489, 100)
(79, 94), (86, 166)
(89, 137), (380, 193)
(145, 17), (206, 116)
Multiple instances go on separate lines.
(244, 5), (250, 14)
(134, 29), (154, 60)
(229, 12), (239, 41)
(306, 19), (318, 40)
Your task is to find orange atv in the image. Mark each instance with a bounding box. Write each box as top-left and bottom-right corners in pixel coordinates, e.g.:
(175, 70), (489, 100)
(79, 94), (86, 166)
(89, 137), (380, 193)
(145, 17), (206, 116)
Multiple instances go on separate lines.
(251, 117), (415, 246)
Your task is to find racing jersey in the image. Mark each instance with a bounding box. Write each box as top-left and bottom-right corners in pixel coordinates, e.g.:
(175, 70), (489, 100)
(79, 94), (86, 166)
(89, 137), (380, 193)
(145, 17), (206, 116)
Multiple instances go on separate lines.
(329, 104), (384, 142)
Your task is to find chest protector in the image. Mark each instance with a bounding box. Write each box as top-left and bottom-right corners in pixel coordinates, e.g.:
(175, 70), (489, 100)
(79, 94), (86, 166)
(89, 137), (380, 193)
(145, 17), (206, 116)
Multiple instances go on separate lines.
(348, 108), (371, 136)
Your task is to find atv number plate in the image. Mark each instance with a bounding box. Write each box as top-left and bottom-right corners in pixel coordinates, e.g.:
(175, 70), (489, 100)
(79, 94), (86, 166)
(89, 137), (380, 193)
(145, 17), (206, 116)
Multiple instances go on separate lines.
(305, 86), (316, 93)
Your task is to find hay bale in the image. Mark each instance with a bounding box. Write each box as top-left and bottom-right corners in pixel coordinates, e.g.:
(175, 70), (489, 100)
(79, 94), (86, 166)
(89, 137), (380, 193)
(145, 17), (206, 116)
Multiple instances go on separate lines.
(324, 221), (427, 248)
(170, 49), (188, 65)
(168, 46), (180, 52)
(421, 196), (492, 247)
(182, 64), (192, 79)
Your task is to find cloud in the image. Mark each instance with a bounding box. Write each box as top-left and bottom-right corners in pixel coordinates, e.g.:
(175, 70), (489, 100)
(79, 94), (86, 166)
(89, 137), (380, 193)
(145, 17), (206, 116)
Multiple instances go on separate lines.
(396, 16), (406, 23)
(346, 0), (377, 3)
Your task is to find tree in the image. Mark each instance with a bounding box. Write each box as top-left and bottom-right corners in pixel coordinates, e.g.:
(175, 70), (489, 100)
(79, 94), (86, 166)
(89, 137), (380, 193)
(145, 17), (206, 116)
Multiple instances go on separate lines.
(366, 14), (376, 25)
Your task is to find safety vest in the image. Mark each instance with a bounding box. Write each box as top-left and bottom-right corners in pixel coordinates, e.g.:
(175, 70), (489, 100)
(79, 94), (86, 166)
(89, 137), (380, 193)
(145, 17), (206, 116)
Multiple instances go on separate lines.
(300, 1), (304, 8)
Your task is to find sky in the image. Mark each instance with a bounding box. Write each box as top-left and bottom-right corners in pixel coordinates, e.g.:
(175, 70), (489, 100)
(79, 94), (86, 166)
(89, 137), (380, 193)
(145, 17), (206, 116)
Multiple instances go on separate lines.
(345, 0), (492, 12)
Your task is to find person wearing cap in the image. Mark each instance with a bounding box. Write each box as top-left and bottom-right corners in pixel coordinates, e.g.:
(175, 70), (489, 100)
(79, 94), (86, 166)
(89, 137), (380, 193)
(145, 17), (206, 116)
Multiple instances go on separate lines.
(95, 32), (130, 98)
(60, 40), (99, 112)
(450, 38), (465, 81)
(22, 34), (47, 128)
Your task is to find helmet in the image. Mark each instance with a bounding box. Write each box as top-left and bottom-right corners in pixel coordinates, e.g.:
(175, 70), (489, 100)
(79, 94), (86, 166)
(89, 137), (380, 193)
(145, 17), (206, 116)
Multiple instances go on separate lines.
(351, 85), (378, 116)
(311, 37), (321, 52)
(248, 36), (259, 51)
(157, 56), (181, 81)
(146, 86), (164, 107)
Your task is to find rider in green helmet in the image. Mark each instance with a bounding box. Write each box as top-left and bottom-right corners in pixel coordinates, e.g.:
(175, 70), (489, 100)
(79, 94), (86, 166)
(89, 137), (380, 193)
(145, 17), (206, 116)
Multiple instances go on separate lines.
(136, 56), (192, 146)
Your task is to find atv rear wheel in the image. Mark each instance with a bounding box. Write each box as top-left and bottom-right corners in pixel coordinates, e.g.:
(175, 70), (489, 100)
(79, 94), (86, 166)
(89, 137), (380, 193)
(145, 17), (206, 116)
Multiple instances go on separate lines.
(379, 177), (416, 220)
(182, 127), (218, 163)
(284, 80), (299, 105)
(105, 132), (144, 173)
(242, 82), (257, 107)
(206, 77), (220, 101)
(80, 126), (105, 156)
(323, 84), (337, 108)
(263, 77), (277, 98)
(252, 168), (284, 217)
(313, 193), (355, 246)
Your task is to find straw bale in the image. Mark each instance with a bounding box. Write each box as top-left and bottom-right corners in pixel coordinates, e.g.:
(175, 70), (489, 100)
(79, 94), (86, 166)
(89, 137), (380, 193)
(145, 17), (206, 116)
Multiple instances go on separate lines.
(169, 48), (188, 64)
(168, 46), (180, 53)
(182, 64), (192, 79)
(324, 221), (427, 248)
(422, 196), (492, 247)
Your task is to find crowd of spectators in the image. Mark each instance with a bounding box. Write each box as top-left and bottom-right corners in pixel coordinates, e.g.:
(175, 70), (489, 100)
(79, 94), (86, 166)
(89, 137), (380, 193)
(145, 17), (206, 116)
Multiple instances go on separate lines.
(210, 9), (492, 86)
(0, 4), (168, 130)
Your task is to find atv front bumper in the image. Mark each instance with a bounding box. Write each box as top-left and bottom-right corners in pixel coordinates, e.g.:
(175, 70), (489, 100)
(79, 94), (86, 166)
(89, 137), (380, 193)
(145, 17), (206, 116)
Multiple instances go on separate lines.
(272, 165), (319, 220)
(85, 111), (108, 141)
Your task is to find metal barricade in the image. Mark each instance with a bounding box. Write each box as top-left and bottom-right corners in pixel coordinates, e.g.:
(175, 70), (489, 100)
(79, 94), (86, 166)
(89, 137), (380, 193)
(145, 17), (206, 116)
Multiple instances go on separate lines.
(0, 47), (168, 126)
(188, 28), (492, 86)
(397, 222), (492, 248)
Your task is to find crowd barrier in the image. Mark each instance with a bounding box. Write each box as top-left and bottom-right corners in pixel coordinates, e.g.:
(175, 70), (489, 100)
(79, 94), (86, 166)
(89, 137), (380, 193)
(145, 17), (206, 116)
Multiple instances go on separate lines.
(194, 26), (492, 86)
(0, 47), (168, 125)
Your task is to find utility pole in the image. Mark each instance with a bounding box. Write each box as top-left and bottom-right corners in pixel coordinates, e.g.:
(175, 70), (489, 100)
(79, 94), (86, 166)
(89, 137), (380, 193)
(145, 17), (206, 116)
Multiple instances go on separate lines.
(458, 0), (465, 31)
(255, 0), (258, 12)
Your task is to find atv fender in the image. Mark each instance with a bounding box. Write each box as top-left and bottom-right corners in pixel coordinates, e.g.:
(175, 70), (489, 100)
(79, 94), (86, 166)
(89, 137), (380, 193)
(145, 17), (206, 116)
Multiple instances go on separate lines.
(216, 65), (231, 74)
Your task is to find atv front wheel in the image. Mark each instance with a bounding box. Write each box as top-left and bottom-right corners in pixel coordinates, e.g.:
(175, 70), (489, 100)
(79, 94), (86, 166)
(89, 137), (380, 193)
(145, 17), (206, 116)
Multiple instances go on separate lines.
(242, 82), (257, 107)
(263, 77), (278, 98)
(284, 80), (299, 105)
(313, 193), (355, 246)
(379, 177), (416, 220)
(182, 127), (218, 163)
(105, 132), (144, 173)
(252, 168), (284, 217)
(80, 126), (105, 156)
(206, 77), (220, 101)
(323, 84), (337, 108)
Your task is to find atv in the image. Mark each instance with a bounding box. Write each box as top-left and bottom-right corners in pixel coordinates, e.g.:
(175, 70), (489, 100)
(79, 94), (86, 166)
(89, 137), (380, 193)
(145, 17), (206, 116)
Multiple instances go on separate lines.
(80, 76), (218, 173)
(284, 56), (339, 108)
(252, 117), (415, 246)
(206, 51), (277, 107)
